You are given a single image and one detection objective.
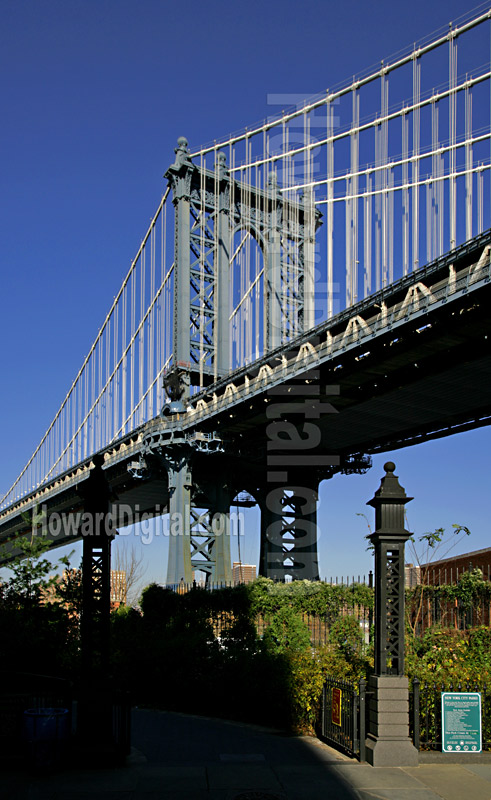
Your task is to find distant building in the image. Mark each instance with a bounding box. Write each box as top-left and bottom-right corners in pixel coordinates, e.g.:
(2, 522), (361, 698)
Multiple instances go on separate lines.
(233, 562), (256, 585)
(407, 547), (491, 631)
(405, 563), (422, 588)
(110, 570), (127, 605)
(420, 547), (491, 586)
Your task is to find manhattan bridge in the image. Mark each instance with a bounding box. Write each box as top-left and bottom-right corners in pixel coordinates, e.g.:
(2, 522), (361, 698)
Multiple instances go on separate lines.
(1, 10), (491, 629)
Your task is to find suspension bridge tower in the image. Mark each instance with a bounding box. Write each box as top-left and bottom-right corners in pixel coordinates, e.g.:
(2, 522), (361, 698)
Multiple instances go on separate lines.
(143, 136), (323, 584)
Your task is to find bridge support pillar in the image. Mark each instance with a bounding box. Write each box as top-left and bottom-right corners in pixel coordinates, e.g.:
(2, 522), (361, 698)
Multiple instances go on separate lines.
(166, 449), (193, 585)
(79, 458), (113, 677)
(165, 450), (233, 585)
(206, 483), (232, 584)
(259, 480), (320, 581)
(77, 457), (116, 759)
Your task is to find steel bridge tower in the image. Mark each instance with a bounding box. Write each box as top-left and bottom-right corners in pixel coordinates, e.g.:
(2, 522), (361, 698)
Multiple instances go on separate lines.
(153, 137), (322, 584)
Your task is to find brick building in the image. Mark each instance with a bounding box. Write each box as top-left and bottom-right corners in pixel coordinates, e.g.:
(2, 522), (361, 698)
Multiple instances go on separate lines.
(110, 570), (127, 605)
(408, 547), (491, 632)
(232, 562), (256, 585)
(420, 546), (491, 585)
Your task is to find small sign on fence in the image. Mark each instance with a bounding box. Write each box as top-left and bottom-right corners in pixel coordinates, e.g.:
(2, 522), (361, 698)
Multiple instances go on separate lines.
(442, 692), (482, 753)
(331, 687), (342, 727)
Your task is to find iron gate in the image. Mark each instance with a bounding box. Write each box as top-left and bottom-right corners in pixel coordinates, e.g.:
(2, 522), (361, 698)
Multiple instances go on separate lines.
(321, 676), (367, 761)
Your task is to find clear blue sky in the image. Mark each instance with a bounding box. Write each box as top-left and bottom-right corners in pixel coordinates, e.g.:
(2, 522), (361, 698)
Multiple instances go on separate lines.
(1, 0), (490, 590)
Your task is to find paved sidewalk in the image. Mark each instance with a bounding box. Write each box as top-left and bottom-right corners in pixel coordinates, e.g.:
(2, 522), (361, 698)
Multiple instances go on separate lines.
(3, 708), (491, 799)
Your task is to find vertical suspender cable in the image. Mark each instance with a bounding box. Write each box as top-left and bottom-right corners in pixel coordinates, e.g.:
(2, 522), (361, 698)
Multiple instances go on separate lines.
(465, 81), (473, 241)
(449, 27), (457, 249)
(139, 243), (145, 423)
(122, 280), (127, 436)
(149, 224), (155, 419)
(412, 51), (421, 270)
(348, 83), (359, 307)
(381, 66), (389, 288)
(426, 175), (432, 266)
(246, 135), (251, 360)
(346, 131), (353, 306)
(478, 163), (483, 234)
(158, 203), (163, 409)
(430, 97), (436, 263)
(255, 160), (260, 359)
(402, 109), (409, 275)
(388, 165), (394, 287)
(200, 152), (206, 387)
(364, 170), (372, 297)
(90, 343), (95, 455)
(114, 303), (119, 442)
(84, 362), (88, 458)
(130, 267), (135, 430)
(229, 139), (234, 364)
(375, 103), (382, 289)
(327, 96), (334, 319)
(438, 101), (444, 256)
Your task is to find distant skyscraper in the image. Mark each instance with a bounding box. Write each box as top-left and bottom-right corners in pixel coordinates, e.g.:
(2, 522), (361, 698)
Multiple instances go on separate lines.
(110, 570), (127, 604)
(404, 563), (421, 588)
(233, 562), (256, 585)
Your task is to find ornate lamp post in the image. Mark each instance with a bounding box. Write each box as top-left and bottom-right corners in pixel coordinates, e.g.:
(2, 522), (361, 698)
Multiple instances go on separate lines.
(365, 461), (418, 766)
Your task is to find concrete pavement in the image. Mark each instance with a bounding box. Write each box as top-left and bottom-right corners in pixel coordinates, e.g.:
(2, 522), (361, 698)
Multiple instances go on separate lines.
(2, 708), (491, 799)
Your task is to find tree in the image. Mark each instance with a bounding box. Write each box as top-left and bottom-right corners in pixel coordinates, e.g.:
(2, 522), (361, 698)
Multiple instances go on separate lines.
(0, 512), (80, 674)
(0, 509), (57, 607)
(111, 540), (147, 605)
(406, 524), (471, 634)
(261, 606), (312, 655)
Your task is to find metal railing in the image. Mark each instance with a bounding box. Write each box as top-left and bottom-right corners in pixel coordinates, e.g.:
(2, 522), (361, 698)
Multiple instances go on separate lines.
(321, 676), (367, 761)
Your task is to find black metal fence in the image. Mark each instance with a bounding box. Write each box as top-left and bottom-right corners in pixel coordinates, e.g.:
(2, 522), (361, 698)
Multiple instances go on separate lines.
(320, 676), (367, 761)
(410, 678), (491, 751)
(256, 609), (371, 648)
(407, 586), (491, 634)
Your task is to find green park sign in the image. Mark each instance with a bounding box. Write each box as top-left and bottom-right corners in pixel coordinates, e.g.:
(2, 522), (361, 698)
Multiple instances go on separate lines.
(442, 692), (482, 753)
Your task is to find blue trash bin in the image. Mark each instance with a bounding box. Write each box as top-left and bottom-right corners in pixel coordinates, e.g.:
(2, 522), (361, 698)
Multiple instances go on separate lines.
(24, 707), (69, 768)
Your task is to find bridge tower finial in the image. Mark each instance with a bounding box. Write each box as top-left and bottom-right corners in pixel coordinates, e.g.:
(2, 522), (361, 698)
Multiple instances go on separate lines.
(172, 136), (191, 169)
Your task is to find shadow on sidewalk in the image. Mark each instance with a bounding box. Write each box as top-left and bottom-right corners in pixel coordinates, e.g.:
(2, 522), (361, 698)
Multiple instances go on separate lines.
(3, 708), (361, 800)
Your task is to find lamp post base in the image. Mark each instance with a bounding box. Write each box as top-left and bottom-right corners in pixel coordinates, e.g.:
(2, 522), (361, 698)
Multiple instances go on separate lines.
(364, 675), (419, 767)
